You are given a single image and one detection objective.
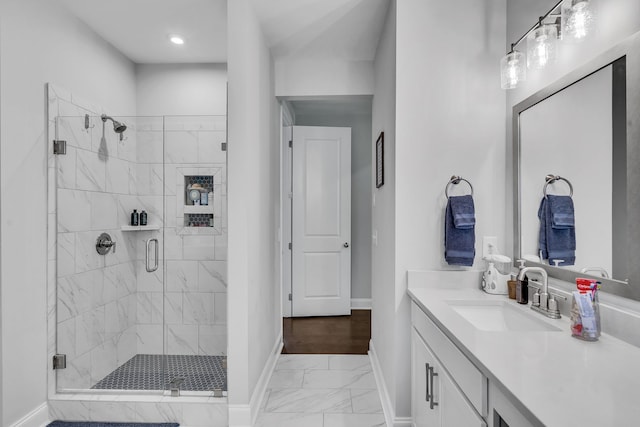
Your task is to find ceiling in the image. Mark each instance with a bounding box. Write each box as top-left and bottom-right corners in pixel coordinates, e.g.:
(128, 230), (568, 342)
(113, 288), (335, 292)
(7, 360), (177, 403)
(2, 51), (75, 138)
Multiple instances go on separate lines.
(287, 96), (373, 117)
(60, 0), (228, 63)
(251, 0), (390, 60)
(60, 0), (389, 64)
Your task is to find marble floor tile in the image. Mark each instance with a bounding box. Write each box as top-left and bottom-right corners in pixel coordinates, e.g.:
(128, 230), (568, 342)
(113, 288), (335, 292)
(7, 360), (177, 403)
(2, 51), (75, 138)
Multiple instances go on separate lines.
(329, 355), (372, 371)
(268, 370), (305, 389)
(303, 370), (377, 389)
(276, 354), (329, 371)
(265, 388), (352, 413)
(323, 413), (386, 427)
(351, 389), (383, 414)
(255, 355), (386, 426)
(255, 412), (324, 427)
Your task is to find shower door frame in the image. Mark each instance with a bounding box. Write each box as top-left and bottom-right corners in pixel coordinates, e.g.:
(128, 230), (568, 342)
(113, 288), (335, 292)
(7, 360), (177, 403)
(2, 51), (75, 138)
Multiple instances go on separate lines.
(48, 106), (168, 396)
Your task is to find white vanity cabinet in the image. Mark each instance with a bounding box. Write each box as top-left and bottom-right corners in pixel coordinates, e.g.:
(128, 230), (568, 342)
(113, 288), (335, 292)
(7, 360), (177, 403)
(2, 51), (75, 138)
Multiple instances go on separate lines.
(411, 303), (487, 427)
(411, 329), (439, 427)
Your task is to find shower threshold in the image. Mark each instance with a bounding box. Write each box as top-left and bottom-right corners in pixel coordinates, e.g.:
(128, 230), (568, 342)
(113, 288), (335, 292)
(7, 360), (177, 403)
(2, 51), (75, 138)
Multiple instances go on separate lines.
(91, 354), (227, 392)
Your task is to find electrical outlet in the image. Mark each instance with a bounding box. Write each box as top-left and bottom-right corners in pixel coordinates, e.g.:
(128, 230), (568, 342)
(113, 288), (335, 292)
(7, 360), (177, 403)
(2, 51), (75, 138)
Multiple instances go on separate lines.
(483, 236), (498, 258)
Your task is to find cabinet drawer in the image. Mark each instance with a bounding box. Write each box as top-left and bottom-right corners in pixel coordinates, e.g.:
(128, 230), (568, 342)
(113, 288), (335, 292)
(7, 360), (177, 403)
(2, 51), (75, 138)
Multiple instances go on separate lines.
(412, 302), (487, 416)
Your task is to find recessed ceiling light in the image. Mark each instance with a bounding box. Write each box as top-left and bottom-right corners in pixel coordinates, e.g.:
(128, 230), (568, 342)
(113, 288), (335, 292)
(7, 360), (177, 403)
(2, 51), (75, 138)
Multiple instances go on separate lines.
(170, 35), (185, 45)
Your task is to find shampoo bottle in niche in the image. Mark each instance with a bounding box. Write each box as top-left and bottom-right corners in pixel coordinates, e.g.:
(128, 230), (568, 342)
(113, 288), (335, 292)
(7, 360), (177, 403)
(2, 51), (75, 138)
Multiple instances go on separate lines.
(140, 210), (148, 226)
(130, 209), (139, 226)
(515, 259), (528, 304)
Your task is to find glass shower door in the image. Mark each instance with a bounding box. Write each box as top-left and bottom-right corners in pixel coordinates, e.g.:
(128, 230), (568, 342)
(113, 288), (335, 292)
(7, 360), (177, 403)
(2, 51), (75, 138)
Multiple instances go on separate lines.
(54, 114), (166, 391)
(53, 112), (227, 394)
(161, 115), (228, 394)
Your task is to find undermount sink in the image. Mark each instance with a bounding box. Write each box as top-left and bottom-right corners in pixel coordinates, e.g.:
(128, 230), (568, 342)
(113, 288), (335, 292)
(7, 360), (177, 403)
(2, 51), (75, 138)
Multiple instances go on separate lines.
(446, 300), (562, 332)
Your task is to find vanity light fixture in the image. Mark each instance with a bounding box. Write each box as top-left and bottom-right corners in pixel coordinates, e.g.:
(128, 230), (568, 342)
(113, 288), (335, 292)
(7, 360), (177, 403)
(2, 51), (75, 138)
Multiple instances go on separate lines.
(501, 0), (596, 89)
(527, 20), (558, 70)
(563, 0), (595, 41)
(500, 47), (526, 90)
(169, 35), (185, 45)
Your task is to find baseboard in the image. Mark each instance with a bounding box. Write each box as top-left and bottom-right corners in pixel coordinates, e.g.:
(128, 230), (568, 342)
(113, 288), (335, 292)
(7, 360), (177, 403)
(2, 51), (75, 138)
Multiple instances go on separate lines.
(249, 333), (283, 425)
(9, 402), (49, 427)
(351, 298), (372, 309)
(369, 341), (412, 427)
(393, 416), (413, 427)
(228, 404), (251, 427)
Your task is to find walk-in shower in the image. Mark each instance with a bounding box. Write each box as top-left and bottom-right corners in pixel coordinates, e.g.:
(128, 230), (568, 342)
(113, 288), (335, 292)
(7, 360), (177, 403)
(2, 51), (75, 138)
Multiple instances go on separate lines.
(48, 86), (228, 399)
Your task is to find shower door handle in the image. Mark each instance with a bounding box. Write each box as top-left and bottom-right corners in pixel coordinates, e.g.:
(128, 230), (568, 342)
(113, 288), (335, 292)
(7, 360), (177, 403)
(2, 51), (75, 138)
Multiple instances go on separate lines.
(146, 238), (159, 273)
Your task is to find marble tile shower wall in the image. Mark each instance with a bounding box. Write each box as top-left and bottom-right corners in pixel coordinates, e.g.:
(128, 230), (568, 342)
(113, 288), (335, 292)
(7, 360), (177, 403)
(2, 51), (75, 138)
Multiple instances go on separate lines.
(134, 116), (228, 357)
(50, 85), (141, 389)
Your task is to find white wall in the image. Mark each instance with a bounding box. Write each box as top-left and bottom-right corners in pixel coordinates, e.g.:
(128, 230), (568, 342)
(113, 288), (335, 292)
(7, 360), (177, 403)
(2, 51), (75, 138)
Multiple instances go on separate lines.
(227, 0), (281, 425)
(0, 0), (136, 424)
(275, 59), (374, 97)
(135, 64), (227, 116)
(371, 0), (506, 421)
(371, 0), (397, 420)
(294, 111), (372, 300)
(505, 0), (640, 258)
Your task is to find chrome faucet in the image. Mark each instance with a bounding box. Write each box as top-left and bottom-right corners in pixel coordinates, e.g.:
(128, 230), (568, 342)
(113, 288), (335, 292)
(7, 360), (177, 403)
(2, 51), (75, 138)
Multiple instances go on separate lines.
(518, 266), (563, 319)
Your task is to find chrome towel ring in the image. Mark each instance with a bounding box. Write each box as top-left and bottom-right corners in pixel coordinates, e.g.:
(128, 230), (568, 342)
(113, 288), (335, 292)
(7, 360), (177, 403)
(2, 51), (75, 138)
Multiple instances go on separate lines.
(543, 174), (573, 197)
(445, 175), (474, 199)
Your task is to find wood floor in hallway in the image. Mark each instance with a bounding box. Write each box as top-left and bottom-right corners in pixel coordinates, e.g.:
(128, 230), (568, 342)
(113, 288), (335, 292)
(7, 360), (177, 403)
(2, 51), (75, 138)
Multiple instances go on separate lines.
(282, 309), (371, 354)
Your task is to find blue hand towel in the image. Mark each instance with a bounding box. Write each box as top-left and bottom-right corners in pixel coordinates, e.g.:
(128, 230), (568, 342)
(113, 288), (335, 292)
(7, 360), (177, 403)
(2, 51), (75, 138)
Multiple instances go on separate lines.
(548, 195), (575, 229)
(538, 195), (576, 266)
(537, 198), (548, 260)
(445, 195), (475, 266)
(449, 194), (476, 229)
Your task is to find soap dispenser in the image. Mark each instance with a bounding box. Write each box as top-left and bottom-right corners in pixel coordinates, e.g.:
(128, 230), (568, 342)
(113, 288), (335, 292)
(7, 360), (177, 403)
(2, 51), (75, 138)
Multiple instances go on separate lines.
(515, 259), (528, 304)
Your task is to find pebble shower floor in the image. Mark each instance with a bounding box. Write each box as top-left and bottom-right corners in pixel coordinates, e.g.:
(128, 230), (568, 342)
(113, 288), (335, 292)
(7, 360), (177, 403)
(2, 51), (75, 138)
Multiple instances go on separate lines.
(91, 354), (227, 392)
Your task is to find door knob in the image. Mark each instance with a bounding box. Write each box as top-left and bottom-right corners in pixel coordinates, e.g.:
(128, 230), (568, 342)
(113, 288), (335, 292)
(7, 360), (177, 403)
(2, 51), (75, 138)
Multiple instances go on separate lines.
(343, 242), (349, 248)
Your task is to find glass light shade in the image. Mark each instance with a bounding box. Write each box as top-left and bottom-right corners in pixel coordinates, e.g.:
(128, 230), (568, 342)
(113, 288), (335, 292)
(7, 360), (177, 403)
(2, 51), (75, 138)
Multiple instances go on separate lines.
(500, 50), (526, 89)
(527, 24), (557, 69)
(563, 0), (595, 41)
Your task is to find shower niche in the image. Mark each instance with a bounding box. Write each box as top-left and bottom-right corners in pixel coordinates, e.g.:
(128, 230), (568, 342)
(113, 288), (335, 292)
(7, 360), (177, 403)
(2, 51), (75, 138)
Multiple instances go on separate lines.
(176, 167), (225, 235)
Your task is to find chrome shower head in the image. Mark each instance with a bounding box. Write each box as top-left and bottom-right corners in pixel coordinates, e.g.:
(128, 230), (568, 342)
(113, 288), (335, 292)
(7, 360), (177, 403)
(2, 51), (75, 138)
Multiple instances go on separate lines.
(101, 114), (127, 134)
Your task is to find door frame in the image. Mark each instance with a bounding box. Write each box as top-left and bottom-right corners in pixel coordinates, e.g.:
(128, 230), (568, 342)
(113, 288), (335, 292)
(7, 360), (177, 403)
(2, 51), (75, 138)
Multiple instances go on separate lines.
(280, 102), (294, 317)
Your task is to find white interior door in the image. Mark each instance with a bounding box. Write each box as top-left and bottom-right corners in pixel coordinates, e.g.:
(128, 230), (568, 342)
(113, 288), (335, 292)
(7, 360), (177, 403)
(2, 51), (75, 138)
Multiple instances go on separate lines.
(292, 126), (351, 317)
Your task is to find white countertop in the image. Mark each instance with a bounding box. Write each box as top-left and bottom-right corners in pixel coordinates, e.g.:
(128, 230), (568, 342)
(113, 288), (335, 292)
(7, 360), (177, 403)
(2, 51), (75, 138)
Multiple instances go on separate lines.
(407, 285), (640, 427)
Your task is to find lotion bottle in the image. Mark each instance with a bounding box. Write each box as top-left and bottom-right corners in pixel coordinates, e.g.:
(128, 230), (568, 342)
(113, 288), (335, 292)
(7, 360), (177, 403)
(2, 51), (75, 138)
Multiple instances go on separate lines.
(131, 209), (139, 226)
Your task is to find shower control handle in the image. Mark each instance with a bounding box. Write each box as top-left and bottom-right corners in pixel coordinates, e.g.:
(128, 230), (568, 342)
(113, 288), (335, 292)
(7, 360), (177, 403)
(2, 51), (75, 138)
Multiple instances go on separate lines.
(146, 238), (159, 273)
(96, 233), (116, 255)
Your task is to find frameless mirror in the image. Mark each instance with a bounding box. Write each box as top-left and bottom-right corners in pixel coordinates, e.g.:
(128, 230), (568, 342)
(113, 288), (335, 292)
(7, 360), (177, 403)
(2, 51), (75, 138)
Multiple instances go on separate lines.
(513, 31), (640, 300)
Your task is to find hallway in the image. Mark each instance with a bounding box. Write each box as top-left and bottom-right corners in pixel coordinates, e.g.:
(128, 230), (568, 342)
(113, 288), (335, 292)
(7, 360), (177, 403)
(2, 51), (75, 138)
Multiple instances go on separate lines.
(282, 310), (371, 354)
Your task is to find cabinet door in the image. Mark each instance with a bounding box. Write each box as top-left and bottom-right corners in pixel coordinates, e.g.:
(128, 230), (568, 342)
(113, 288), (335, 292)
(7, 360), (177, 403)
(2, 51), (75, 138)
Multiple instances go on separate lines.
(412, 329), (440, 427)
(440, 368), (487, 427)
